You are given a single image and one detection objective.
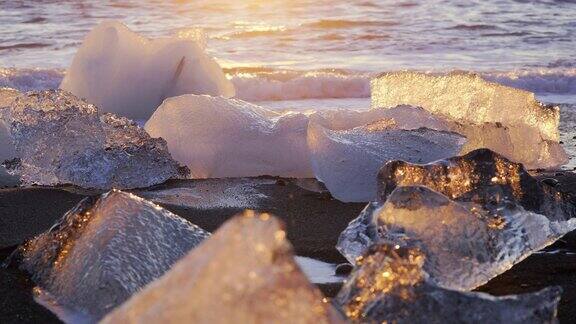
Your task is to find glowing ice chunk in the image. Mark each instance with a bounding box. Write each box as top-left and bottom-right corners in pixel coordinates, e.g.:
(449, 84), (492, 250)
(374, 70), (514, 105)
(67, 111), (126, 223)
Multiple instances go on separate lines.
(60, 21), (234, 120)
(145, 95), (312, 178)
(101, 212), (344, 323)
(336, 243), (561, 323)
(1, 89), (182, 189)
(16, 190), (209, 320)
(371, 72), (568, 169)
(338, 149), (576, 290)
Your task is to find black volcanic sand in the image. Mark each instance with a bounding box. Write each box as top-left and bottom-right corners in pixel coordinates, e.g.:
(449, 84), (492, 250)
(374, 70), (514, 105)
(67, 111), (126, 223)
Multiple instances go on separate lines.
(1, 173), (576, 323)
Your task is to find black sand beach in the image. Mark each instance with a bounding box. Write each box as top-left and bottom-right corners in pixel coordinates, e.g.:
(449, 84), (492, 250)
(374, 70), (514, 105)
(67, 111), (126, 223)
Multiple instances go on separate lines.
(2, 172), (576, 323)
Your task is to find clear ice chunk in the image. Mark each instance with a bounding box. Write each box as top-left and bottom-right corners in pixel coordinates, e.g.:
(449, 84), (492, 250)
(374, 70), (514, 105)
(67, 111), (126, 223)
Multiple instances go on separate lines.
(307, 121), (466, 202)
(336, 243), (562, 323)
(371, 71), (568, 169)
(60, 21), (234, 120)
(145, 94), (313, 178)
(101, 211), (344, 324)
(14, 190), (210, 321)
(0, 88), (20, 160)
(1, 89), (183, 189)
(337, 149), (576, 290)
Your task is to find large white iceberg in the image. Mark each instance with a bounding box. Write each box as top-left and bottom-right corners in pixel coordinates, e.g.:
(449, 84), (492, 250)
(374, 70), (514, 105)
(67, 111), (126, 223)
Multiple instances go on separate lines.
(101, 211), (344, 323)
(338, 149), (576, 291)
(145, 95), (313, 178)
(336, 243), (561, 323)
(0, 89), (183, 189)
(16, 190), (210, 320)
(60, 21), (234, 120)
(371, 71), (568, 169)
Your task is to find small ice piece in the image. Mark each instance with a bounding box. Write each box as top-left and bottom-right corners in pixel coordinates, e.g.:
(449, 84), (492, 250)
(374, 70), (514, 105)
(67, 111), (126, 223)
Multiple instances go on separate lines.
(336, 243), (561, 323)
(371, 71), (568, 169)
(1, 89), (182, 189)
(15, 190), (209, 321)
(0, 88), (19, 160)
(337, 149), (576, 290)
(145, 95), (312, 178)
(136, 178), (273, 210)
(307, 121), (466, 202)
(101, 211), (345, 324)
(60, 21), (234, 120)
(0, 165), (19, 187)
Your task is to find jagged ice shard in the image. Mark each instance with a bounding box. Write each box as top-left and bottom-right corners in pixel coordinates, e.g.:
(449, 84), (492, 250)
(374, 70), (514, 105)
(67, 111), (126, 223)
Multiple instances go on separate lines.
(0, 89), (182, 189)
(102, 211), (345, 324)
(336, 243), (561, 324)
(145, 95), (313, 178)
(337, 149), (576, 291)
(14, 190), (209, 321)
(308, 105), (466, 202)
(371, 71), (568, 169)
(60, 21), (234, 120)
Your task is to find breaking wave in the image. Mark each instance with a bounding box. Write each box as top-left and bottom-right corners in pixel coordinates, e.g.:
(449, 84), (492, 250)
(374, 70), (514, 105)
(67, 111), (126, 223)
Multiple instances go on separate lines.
(1, 67), (576, 102)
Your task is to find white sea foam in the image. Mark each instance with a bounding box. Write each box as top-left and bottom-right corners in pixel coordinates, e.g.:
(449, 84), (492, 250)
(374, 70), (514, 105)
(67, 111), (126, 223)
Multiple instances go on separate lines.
(2, 67), (576, 103)
(230, 70), (371, 101)
(0, 68), (64, 92)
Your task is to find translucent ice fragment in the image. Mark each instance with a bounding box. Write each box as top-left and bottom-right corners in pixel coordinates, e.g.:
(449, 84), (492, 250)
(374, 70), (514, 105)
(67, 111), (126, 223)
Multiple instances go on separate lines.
(145, 95), (312, 178)
(101, 212), (344, 324)
(372, 71), (560, 141)
(60, 21), (234, 120)
(15, 190), (209, 321)
(0, 88), (20, 160)
(371, 71), (568, 169)
(310, 104), (453, 132)
(336, 243), (561, 324)
(1, 89), (182, 189)
(307, 120), (466, 202)
(338, 149), (576, 290)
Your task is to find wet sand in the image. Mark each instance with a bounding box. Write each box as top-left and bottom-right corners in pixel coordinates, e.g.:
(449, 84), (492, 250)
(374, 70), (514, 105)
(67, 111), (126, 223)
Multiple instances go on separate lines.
(1, 173), (576, 323)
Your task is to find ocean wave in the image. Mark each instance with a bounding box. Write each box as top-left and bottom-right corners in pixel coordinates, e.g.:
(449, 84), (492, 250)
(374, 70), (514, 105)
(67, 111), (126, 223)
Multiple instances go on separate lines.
(0, 67), (64, 91)
(447, 24), (499, 31)
(1, 67), (576, 102)
(305, 19), (397, 29)
(484, 70), (576, 95)
(230, 70), (372, 101)
(0, 43), (51, 51)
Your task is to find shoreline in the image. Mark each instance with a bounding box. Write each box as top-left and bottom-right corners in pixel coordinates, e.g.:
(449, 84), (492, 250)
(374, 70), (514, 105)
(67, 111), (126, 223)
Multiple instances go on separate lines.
(2, 173), (576, 322)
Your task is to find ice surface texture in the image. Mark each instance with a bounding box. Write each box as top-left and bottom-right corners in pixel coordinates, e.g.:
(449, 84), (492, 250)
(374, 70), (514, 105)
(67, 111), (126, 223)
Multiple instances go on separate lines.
(15, 190), (209, 321)
(60, 21), (234, 120)
(371, 71), (568, 169)
(308, 112), (466, 202)
(0, 89), (182, 189)
(102, 211), (344, 324)
(336, 243), (561, 324)
(338, 149), (576, 291)
(146, 95), (313, 178)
